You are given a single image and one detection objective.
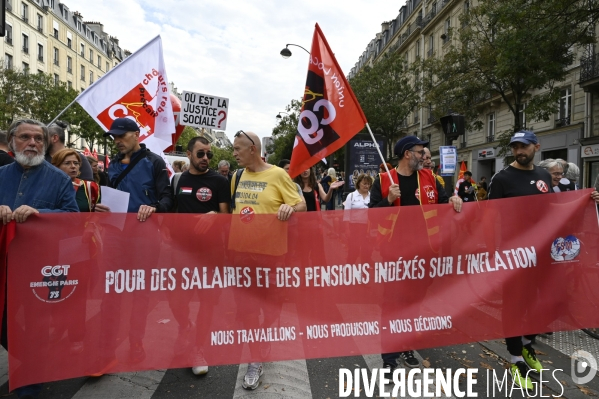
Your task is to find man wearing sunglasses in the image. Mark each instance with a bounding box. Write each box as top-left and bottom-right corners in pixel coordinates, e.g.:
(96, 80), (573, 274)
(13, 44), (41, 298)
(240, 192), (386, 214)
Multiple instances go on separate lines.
(368, 135), (462, 374)
(172, 136), (230, 214)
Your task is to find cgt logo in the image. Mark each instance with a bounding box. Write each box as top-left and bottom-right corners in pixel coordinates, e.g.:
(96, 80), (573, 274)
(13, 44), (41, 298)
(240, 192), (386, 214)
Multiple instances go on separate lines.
(41, 265), (71, 277)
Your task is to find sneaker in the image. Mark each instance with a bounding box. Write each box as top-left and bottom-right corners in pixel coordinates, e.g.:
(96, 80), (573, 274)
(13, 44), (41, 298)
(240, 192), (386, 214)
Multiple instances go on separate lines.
(401, 351), (421, 368)
(510, 361), (533, 390)
(522, 344), (542, 372)
(242, 362), (263, 390)
(381, 362), (397, 383)
(191, 350), (209, 375)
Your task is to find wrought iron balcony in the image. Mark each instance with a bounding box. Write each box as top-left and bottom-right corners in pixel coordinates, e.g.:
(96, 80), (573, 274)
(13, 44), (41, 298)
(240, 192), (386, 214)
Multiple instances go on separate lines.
(555, 116), (571, 127)
(580, 53), (599, 84)
(486, 135), (495, 143)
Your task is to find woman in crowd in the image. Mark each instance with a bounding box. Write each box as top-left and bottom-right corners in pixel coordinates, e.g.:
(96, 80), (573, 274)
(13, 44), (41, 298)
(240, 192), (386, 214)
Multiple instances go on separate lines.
(343, 173), (372, 210)
(538, 159), (564, 193)
(295, 167), (342, 212)
(172, 160), (184, 173)
(52, 148), (100, 212)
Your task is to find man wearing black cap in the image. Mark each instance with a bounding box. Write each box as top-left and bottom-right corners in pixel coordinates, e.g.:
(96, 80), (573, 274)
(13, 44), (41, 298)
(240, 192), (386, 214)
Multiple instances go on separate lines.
(369, 135), (462, 371)
(487, 130), (552, 390)
(95, 117), (173, 219)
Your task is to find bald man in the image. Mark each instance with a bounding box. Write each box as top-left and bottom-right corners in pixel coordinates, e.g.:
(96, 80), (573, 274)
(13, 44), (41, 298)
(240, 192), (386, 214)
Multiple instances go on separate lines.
(230, 130), (305, 390)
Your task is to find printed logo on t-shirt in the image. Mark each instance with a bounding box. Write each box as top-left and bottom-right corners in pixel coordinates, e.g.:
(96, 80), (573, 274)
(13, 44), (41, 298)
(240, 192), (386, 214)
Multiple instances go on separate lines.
(415, 186), (436, 203)
(240, 206), (255, 224)
(536, 180), (549, 193)
(196, 187), (213, 202)
(179, 187), (193, 195)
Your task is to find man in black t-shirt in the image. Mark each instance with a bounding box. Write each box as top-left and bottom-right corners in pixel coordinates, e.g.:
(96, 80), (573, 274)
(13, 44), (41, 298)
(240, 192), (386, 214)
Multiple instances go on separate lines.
(169, 136), (230, 377)
(458, 171), (476, 202)
(487, 130), (554, 390)
(172, 137), (230, 214)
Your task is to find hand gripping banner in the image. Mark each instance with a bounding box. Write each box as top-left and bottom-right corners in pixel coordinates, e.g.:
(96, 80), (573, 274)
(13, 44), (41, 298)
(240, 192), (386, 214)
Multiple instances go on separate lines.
(4, 190), (599, 389)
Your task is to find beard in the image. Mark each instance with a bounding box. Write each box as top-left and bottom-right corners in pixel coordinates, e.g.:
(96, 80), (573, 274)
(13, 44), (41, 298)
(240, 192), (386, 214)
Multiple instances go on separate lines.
(409, 155), (423, 172)
(514, 152), (535, 167)
(14, 146), (46, 167)
(192, 159), (209, 173)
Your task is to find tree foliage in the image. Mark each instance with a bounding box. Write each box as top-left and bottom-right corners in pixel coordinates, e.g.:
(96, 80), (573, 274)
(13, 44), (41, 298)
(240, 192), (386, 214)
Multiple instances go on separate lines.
(349, 53), (421, 157)
(0, 65), (107, 152)
(209, 145), (238, 171)
(423, 0), (596, 156)
(175, 126), (199, 151)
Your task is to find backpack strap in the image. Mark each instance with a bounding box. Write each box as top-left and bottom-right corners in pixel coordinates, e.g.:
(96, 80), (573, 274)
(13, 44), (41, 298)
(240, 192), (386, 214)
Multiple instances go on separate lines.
(111, 149), (147, 189)
(230, 169), (244, 210)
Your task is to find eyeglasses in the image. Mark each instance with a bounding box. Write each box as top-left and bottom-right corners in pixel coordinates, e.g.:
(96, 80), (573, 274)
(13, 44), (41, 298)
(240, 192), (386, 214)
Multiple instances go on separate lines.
(14, 134), (44, 144)
(196, 150), (214, 160)
(409, 149), (426, 157)
(61, 161), (81, 167)
(551, 172), (564, 177)
(234, 130), (255, 146)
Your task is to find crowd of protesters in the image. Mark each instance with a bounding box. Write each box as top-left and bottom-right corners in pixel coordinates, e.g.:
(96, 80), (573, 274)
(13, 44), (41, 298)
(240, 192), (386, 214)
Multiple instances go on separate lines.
(1, 118), (599, 395)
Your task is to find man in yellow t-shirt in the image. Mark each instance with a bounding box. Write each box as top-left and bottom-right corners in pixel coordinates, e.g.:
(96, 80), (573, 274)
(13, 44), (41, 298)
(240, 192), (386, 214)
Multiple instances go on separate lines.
(228, 130), (305, 391)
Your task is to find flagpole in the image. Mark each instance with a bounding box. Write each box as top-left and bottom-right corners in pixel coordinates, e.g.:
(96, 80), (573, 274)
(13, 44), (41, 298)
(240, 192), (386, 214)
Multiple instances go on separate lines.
(48, 97), (79, 126)
(365, 122), (395, 184)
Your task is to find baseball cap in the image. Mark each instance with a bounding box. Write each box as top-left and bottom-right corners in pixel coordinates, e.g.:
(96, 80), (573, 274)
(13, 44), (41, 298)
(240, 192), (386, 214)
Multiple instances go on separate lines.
(104, 118), (140, 137)
(509, 130), (538, 145)
(393, 135), (429, 156)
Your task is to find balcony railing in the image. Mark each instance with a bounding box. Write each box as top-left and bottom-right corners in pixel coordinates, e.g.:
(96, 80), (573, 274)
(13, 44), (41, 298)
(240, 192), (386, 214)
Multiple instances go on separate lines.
(54, 59), (59, 66)
(555, 116), (571, 127)
(5, 38), (12, 45)
(22, 16), (28, 23)
(486, 135), (495, 143)
(22, 46), (28, 54)
(428, 115), (438, 124)
(67, 67), (72, 74)
(37, 56), (43, 62)
(37, 26), (43, 33)
(460, 142), (467, 149)
(580, 53), (599, 83)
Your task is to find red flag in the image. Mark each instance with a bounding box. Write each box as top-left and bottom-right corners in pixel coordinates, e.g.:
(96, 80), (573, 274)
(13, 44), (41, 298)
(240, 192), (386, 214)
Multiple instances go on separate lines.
(92, 149), (98, 160)
(288, 23), (367, 178)
(83, 147), (92, 157)
(105, 155), (110, 169)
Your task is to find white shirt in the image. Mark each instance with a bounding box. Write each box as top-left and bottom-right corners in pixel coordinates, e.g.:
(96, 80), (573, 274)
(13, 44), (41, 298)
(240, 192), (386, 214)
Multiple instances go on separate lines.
(344, 190), (370, 210)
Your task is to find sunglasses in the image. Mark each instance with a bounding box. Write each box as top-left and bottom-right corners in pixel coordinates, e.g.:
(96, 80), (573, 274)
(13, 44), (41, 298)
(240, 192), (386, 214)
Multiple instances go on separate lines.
(234, 130), (255, 146)
(196, 150), (214, 159)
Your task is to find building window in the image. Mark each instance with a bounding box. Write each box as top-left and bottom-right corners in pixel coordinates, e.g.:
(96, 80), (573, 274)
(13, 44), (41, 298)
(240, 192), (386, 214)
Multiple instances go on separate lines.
(67, 37), (72, 49)
(22, 62), (29, 74)
(21, 3), (28, 22)
(97, 55), (101, 69)
(487, 113), (495, 141)
(428, 34), (434, 57)
(53, 47), (59, 66)
(22, 34), (29, 54)
(67, 80), (72, 90)
(54, 74), (59, 85)
(67, 56), (72, 73)
(415, 39), (420, 58)
(37, 14), (43, 32)
(37, 44), (43, 62)
(81, 65), (85, 81)
(89, 71), (93, 84)
(443, 18), (451, 43)
(106, 61), (109, 72)
(558, 87), (572, 126)
(5, 54), (13, 69)
(89, 49), (93, 62)
(80, 43), (85, 57)
(53, 28), (58, 39)
(5, 25), (12, 45)
(518, 103), (527, 129)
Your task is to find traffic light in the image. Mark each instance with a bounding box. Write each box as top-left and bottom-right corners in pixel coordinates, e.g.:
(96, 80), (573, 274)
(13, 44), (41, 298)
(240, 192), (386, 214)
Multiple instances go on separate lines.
(440, 114), (465, 141)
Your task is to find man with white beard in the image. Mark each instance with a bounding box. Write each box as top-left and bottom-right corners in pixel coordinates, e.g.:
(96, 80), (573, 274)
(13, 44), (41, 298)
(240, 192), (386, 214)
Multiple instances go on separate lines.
(0, 118), (78, 225)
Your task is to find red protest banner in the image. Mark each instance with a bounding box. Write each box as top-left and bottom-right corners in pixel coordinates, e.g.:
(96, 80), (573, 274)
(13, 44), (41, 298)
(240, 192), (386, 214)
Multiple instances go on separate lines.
(5, 190), (599, 389)
(288, 24), (367, 178)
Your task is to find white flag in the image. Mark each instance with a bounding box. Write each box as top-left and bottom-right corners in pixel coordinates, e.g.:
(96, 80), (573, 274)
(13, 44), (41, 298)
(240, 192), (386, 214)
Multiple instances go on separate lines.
(76, 35), (175, 154)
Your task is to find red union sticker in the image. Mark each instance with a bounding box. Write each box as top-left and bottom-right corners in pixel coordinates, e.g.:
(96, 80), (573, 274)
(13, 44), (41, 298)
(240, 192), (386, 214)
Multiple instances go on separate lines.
(536, 180), (549, 193)
(30, 265), (78, 303)
(240, 206), (255, 224)
(196, 187), (213, 202)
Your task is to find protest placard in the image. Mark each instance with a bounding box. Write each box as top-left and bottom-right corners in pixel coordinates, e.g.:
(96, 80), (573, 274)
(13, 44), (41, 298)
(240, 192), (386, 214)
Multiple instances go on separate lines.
(181, 90), (229, 130)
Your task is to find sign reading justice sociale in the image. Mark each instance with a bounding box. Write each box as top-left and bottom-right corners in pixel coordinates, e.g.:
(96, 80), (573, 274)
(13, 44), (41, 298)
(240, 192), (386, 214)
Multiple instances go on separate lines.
(181, 90), (230, 131)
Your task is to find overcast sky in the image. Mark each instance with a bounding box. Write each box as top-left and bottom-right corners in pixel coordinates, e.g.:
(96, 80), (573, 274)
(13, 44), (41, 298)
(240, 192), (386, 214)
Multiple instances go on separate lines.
(67, 0), (402, 142)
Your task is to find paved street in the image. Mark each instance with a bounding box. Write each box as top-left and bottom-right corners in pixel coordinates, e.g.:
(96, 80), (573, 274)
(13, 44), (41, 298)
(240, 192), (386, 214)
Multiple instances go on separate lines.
(0, 330), (598, 398)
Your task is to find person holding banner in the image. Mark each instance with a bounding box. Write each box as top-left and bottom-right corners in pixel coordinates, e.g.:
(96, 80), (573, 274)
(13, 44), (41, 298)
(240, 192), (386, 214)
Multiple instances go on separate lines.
(0, 119), (78, 399)
(230, 130), (305, 390)
(94, 117), (174, 219)
(368, 135), (462, 371)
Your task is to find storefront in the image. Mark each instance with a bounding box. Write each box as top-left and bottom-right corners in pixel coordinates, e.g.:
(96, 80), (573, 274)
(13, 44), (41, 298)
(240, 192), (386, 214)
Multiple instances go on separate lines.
(471, 147), (503, 182)
(580, 140), (599, 189)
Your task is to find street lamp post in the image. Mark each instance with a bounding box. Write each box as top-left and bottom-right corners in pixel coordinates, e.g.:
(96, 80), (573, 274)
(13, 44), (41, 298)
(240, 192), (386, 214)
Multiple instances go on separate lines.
(276, 112), (290, 119)
(280, 43), (310, 59)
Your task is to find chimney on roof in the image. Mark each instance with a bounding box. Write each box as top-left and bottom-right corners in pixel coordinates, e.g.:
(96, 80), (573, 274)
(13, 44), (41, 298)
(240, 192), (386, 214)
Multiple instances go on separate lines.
(381, 22), (390, 32)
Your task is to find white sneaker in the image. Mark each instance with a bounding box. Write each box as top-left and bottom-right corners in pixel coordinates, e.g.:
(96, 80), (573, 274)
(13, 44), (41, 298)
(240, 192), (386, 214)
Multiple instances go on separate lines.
(191, 365), (208, 375)
(242, 362), (263, 390)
